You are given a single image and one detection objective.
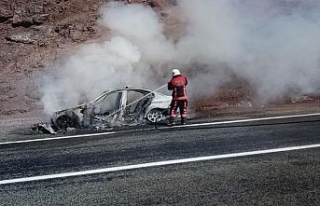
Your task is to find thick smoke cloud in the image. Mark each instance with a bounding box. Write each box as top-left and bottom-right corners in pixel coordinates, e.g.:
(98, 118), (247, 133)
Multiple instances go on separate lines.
(99, 2), (175, 64)
(176, 0), (320, 101)
(233, 0), (320, 101)
(41, 2), (166, 114)
(40, 0), (320, 114)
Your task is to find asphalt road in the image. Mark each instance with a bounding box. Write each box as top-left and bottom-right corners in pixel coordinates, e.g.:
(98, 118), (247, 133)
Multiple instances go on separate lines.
(1, 114), (320, 205)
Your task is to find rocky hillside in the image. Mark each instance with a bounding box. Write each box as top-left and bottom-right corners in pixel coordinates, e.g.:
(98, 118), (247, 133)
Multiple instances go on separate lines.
(0, 0), (176, 116)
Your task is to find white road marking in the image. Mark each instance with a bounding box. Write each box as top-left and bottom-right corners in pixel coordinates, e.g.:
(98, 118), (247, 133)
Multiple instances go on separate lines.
(0, 131), (115, 146)
(1, 143), (320, 185)
(172, 113), (320, 128)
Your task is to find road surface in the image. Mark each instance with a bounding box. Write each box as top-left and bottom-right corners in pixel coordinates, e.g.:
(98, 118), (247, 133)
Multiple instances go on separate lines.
(1, 114), (320, 205)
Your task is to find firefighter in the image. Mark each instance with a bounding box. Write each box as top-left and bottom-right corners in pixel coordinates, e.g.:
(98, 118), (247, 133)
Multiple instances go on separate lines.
(167, 68), (188, 125)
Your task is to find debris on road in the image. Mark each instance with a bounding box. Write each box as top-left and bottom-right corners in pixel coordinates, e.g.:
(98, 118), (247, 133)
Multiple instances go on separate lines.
(32, 122), (56, 134)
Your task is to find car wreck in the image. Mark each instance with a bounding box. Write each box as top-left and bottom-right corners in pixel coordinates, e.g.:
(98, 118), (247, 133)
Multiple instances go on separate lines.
(35, 88), (172, 134)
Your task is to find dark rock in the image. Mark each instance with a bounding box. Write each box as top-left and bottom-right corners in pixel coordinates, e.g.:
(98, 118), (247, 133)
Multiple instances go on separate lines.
(12, 8), (33, 27)
(11, 4), (47, 27)
(0, 0), (14, 23)
(0, 14), (12, 23)
(54, 24), (73, 38)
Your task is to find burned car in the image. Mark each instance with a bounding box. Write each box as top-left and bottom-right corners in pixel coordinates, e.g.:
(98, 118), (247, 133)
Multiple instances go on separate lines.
(50, 88), (172, 130)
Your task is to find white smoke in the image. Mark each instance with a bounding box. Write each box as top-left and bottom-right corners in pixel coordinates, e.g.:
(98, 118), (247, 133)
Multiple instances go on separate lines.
(41, 2), (173, 114)
(99, 2), (175, 64)
(176, 0), (320, 101)
(234, 0), (320, 101)
(40, 0), (320, 114)
(41, 37), (142, 113)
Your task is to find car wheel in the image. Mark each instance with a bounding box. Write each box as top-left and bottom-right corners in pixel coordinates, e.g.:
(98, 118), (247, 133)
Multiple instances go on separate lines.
(146, 109), (164, 123)
(56, 115), (76, 129)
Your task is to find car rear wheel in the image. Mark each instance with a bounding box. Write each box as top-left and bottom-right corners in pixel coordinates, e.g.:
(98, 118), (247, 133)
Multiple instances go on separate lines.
(146, 109), (165, 123)
(56, 115), (76, 129)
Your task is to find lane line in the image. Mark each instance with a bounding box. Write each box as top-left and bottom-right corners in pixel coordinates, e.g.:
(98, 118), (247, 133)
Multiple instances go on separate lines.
(172, 112), (320, 128)
(0, 131), (115, 146)
(1, 143), (320, 185)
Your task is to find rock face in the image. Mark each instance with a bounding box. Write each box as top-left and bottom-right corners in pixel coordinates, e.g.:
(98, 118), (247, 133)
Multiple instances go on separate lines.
(0, 0), (104, 116)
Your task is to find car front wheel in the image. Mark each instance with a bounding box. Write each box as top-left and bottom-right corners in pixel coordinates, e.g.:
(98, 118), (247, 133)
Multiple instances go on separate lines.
(146, 109), (165, 123)
(56, 115), (76, 129)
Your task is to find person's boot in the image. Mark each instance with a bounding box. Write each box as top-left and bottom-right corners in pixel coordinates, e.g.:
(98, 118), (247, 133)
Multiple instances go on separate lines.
(181, 117), (187, 125)
(167, 118), (175, 126)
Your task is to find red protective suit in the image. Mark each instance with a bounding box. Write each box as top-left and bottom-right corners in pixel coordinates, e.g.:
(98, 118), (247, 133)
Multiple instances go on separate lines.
(168, 75), (188, 124)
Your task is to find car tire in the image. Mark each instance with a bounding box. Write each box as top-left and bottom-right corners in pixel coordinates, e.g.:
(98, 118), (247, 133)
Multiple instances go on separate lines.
(56, 115), (76, 129)
(146, 109), (165, 123)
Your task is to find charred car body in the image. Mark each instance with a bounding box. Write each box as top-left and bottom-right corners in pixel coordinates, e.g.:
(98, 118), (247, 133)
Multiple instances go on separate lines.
(50, 88), (172, 130)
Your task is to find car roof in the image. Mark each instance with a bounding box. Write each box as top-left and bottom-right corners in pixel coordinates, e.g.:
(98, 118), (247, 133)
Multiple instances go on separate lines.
(90, 87), (167, 104)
